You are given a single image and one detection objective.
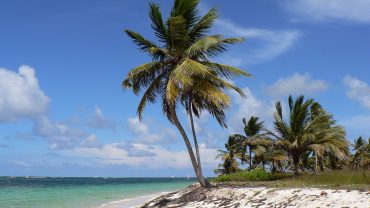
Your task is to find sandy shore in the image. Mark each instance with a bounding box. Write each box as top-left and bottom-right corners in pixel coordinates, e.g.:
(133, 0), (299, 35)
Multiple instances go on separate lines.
(98, 192), (169, 208)
(140, 184), (370, 208)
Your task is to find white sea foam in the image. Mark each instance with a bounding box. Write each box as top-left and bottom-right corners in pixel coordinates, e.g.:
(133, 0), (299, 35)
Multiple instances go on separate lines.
(98, 192), (169, 208)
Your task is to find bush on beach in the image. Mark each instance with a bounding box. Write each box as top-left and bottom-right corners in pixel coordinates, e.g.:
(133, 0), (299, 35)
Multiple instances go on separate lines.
(214, 168), (274, 182)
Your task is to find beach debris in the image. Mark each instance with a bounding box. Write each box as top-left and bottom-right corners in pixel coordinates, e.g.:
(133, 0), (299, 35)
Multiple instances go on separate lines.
(141, 185), (370, 208)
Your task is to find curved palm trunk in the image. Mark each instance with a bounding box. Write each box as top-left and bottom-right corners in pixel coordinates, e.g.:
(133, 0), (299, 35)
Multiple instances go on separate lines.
(170, 106), (211, 188)
(188, 103), (210, 187)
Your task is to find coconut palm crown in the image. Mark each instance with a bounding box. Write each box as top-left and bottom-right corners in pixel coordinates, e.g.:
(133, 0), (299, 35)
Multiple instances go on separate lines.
(123, 0), (250, 187)
(215, 136), (240, 175)
(231, 117), (270, 169)
(271, 95), (348, 175)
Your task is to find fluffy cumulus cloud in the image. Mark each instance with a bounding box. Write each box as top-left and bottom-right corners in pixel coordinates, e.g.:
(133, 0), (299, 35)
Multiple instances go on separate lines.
(265, 73), (328, 97)
(81, 135), (101, 148)
(283, 0), (370, 23)
(214, 19), (301, 66)
(0, 66), (49, 122)
(343, 75), (370, 109)
(33, 116), (100, 149)
(128, 117), (149, 135)
(127, 117), (177, 144)
(87, 106), (116, 130)
(229, 88), (275, 133)
(64, 142), (219, 170)
(114, 143), (157, 157)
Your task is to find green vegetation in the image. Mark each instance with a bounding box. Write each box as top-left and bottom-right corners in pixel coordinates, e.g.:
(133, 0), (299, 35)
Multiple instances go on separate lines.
(215, 137), (240, 175)
(271, 95), (348, 175)
(213, 170), (370, 189)
(215, 95), (370, 187)
(123, 0), (369, 189)
(214, 168), (273, 182)
(123, 0), (249, 188)
(351, 137), (370, 169)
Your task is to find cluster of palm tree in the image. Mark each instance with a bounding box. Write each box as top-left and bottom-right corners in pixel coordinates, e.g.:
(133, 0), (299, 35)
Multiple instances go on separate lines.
(123, 0), (249, 187)
(350, 137), (370, 170)
(216, 95), (352, 176)
(123, 0), (369, 188)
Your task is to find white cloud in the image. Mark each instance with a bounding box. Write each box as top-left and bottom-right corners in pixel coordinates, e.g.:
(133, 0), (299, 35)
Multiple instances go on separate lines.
(265, 73), (328, 97)
(214, 19), (301, 66)
(343, 75), (370, 109)
(127, 117), (177, 144)
(185, 111), (229, 148)
(87, 106), (116, 130)
(128, 117), (149, 135)
(187, 111), (210, 134)
(284, 0), (370, 23)
(64, 142), (219, 170)
(114, 142), (157, 157)
(0, 66), (49, 122)
(33, 116), (99, 149)
(81, 135), (101, 148)
(228, 88), (275, 133)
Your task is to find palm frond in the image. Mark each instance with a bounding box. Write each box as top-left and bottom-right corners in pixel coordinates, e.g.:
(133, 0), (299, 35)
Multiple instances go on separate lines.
(186, 35), (244, 57)
(167, 15), (188, 49)
(190, 8), (217, 41)
(149, 3), (167, 43)
(125, 30), (158, 53)
(203, 62), (251, 80)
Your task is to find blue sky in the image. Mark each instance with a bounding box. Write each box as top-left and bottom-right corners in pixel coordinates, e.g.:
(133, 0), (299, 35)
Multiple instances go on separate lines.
(0, 0), (370, 177)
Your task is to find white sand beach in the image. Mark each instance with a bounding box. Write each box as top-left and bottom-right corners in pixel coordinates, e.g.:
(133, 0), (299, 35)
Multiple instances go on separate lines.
(140, 185), (370, 208)
(98, 192), (169, 208)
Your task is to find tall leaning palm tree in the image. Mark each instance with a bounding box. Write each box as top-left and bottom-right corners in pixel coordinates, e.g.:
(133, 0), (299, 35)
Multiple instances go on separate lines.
(123, 0), (249, 187)
(271, 95), (348, 175)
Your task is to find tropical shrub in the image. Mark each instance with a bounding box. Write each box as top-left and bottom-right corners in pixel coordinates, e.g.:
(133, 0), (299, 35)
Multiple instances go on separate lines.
(214, 168), (273, 182)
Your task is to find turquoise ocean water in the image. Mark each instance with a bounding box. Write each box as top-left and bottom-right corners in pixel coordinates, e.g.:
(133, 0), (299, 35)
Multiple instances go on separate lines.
(0, 177), (195, 208)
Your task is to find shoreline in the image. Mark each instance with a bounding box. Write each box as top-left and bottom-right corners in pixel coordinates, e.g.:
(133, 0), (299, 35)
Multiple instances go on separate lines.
(98, 192), (170, 208)
(138, 184), (370, 208)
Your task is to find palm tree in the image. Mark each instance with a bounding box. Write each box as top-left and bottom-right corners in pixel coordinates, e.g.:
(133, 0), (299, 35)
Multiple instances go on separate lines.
(252, 141), (288, 171)
(231, 117), (268, 170)
(352, 137), (370, 170)
(123, 0), (249, 187)
(215, 136), (240, 175)
(271, 95), (348, 175)
(309, 102), (349, 172)
(265, 148), (288, 173)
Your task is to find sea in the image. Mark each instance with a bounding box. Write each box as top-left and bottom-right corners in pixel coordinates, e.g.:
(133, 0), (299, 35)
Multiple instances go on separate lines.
(0, 177), (195, 208)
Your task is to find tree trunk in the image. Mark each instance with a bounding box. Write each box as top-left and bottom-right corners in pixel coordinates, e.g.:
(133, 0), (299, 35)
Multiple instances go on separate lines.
(272, 163), (277, 173)
(314, 151), (318, 174)
(169, 106), (211, 188)
(293, 155), (300, 176)
(188, 103), (211, 188)
(249, 145), (252, 171)
(319, 157), (324, 172)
